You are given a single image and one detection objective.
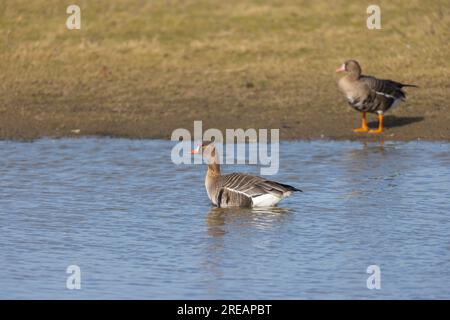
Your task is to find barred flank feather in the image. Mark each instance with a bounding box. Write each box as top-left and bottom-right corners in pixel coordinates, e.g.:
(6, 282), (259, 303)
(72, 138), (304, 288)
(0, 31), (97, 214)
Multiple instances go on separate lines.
(212, 173), (301, 208)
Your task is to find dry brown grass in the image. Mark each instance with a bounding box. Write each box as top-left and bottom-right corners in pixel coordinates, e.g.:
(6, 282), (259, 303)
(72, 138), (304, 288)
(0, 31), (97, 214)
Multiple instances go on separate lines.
(1, 0), (449, 140)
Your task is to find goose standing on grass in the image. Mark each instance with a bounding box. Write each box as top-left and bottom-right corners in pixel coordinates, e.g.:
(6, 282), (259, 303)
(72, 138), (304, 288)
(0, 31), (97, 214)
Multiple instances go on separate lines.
(336, 60), (417, 133)
(191, 142), (302, 208)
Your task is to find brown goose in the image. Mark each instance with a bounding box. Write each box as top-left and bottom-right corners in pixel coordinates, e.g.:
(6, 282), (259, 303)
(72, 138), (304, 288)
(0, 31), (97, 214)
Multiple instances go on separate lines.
(336, 60), (417, 133)
(191, 142), (302, 208)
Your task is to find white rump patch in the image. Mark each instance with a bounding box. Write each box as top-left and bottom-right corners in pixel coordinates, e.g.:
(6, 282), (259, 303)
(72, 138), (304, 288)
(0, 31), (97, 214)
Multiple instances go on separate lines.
(252, 194), (282, 207)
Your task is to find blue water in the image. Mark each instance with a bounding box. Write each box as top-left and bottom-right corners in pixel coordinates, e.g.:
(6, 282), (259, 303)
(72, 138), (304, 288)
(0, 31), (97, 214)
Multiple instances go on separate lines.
(0, 138), (449, 299)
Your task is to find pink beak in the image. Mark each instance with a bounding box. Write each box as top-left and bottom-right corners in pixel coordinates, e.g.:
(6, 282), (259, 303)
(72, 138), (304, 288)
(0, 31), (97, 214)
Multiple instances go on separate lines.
(336, 64), (346, 73)
(190, 145), (201, 154)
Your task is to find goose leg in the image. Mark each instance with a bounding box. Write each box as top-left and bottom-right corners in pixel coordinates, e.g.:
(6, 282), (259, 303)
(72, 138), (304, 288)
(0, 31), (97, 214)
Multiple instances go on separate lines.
(369, 112), (384, 134)
(353, 112), (369, 132)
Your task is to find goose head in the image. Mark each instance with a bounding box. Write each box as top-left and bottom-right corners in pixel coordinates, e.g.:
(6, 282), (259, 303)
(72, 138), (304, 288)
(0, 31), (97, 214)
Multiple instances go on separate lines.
(336, 60), (362, 78)
(190, 141), (217, 164)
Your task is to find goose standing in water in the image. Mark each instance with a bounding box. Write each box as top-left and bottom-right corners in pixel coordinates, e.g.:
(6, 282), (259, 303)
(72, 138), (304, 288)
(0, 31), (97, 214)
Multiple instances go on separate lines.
(336, 60), (417, 133)
(191, 142), (302, 208)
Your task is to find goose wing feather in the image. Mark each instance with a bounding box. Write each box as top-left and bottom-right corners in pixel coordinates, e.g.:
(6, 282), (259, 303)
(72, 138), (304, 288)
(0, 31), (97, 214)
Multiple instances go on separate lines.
(360, 75), (407, 100)
(218, 173), (300, 199)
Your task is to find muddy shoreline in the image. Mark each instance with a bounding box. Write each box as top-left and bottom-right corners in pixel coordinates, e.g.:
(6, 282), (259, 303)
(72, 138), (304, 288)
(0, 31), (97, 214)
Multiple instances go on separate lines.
(1, 109), (448, 142)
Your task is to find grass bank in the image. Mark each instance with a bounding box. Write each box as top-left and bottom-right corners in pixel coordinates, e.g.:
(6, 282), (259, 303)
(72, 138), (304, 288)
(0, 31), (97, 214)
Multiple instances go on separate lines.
(1, 0), (449, 140)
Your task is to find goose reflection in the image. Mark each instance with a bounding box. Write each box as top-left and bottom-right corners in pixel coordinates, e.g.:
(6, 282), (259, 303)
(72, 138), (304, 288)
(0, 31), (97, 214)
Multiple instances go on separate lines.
(346, 139), (386, 161)
(341, 139), (404, 202)
(205, 206), (293, 238)
(201, 206), (293, 293)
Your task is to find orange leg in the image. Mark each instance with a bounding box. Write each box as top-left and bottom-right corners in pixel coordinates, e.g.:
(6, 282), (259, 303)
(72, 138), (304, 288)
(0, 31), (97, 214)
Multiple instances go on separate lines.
(353, 112), (369, 132)
(369, 113), (384, 134)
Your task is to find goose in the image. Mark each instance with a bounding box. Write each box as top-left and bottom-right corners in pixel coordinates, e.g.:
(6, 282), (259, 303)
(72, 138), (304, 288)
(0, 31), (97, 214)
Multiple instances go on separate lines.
(336, 60), (417, 133)
(191, 142), (302, 208)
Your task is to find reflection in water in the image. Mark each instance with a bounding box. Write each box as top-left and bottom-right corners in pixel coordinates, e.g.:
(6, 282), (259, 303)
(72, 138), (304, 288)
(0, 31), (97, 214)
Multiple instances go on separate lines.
(205, 206), (293, 237)
(345, 140), (387, 163)
(341, 140), (402, 200)
(202, 206), (293, 296)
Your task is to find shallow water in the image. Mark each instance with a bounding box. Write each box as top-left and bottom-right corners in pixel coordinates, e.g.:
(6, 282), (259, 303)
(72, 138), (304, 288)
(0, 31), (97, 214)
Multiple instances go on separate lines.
(0, 138), (449, 299)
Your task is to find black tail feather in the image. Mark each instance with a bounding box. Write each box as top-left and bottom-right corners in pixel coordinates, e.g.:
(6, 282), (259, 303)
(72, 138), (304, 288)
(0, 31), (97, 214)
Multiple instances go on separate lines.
(277, 182), (303, 192)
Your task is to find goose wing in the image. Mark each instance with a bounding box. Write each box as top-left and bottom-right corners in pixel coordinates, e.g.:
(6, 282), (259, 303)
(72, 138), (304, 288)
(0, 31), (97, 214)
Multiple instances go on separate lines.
(360, 75), (408, 100)
(215, 173), (301, 207)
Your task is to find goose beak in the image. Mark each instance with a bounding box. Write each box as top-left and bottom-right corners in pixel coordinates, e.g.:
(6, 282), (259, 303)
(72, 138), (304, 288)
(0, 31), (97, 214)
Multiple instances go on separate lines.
(190, 145), (201, 154)
(336, 64), (346, 73)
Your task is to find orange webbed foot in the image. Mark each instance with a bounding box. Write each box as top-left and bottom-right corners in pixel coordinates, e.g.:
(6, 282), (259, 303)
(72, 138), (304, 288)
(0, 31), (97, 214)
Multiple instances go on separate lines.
(353, 127), (369, 133)
(353, 112), (369, 133)
(369, 113), (384, 134)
